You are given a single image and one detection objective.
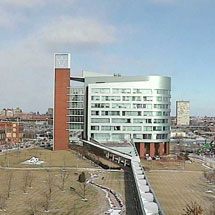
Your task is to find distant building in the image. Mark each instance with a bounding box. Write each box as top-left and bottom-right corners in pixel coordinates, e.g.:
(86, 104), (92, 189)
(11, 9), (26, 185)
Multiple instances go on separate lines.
(47, 108), (53, 116)
(0, 129), (6, 145)
(0, 122), (24, 143)
(54, 53), (171, 158)
(176, 101), (190, 126)
(1, 107), (22, 118)
(13, 107), (22, 117)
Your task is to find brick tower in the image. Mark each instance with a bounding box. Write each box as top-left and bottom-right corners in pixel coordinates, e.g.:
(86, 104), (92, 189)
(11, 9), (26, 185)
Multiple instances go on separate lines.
(54, 54), (70, 150)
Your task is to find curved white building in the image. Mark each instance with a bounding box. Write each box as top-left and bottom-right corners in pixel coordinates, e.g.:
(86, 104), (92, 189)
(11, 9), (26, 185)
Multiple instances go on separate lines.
(70, 71), (171, 158)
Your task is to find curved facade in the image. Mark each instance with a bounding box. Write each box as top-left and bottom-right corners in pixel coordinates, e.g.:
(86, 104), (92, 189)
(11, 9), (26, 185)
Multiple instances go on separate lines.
(86, 75), (171, 158)
(54, 57), (172, 158)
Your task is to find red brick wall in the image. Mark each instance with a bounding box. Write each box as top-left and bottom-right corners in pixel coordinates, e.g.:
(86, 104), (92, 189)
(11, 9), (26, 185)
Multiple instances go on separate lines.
(54, 68), (70, 150)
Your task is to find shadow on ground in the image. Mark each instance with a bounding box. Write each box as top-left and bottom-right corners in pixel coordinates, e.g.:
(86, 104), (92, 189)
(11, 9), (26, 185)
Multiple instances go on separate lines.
(124, 169), (140, 215)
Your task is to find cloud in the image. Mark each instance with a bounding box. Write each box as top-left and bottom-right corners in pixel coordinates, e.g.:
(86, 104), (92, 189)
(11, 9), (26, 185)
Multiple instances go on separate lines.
(0, 0), (76, 8)
(27, 17), (117, 50)
(0, 0), (44, 8)
(0, 15), (117, 112)
(0, 8), (24, 27)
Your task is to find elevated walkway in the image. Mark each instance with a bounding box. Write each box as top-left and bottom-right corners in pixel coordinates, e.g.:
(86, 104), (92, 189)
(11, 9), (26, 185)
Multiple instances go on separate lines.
(82, 139), (165, 215)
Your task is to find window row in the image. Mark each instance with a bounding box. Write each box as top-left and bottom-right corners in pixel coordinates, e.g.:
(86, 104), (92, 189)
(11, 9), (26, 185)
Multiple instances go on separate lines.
(91, 125), (170, 132)
(154, 104), (170, 109)
(91, 103), (170, 110)
(91, 88), (170, 95)
(90, 111), (170, 117)
(91, 96), (170, 102)
(90, 118), (169, 124)
(70, 102), (83, 109)
(69, 123), (83, 130)
(69, 116), (84, 122)
(70, 95), (84, 101)
(69, 109), (84, 115)
(90, 133), (169, 141)
(70, 88), (84, 95)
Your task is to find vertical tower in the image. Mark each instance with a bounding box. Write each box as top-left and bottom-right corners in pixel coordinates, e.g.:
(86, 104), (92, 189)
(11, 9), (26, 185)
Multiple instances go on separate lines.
(176, 101), (190, 126)
(54, 53), (70, 150)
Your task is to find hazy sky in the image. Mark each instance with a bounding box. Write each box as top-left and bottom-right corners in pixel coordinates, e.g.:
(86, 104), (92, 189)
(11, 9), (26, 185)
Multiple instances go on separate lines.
(0, 0), (214, 116)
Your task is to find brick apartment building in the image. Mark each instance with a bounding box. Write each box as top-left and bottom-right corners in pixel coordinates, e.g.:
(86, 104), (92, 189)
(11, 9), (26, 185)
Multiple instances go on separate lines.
(0, 122), (24, 143)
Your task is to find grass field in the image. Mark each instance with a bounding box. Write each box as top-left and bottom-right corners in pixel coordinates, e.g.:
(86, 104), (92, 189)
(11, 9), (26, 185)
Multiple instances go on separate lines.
(142, 160), (215, 215)
(0, 148), (111, 214)
(0, 169), (108, 215)
(0, 148), (97, 168)
(95, 171), (125, 202)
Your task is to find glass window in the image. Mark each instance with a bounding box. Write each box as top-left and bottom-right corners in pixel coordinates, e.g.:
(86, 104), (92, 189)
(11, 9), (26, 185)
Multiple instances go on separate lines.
(143, 111), (152, 116)
(70, 116), (84, 122)
(70, 109), (84, 115)
(112, 103), (131, 109)
(123, 126), (141, 131)
(156, 134), (168, 139)
(153, 126), (162, 131)
(122, 111), (141, 116)
(91, 126), (99, 130)
(101, 96), (121, 101)
(143, 134), (152, 139)
(91, 118), (110, 123)
(70, 88), (84, 95)
(70, 102), (83, 109)
(133, 119), (146, 124)
(112, 118), (131, 123)
(156, 89), (170, 95)
(92, 133), (110, 140)
(133, 89), (152, 94)
(101, 111), (120, 116)
(163, 126), (170, 131)
(133, 134), (143, 139)
(101, 126), (111, 131)
(157, 97), (162, 101)
(91, 88), (110, 94)
(133, 104), (152, 109)
(91, 111), (99, 116)
(69, 124), (83, 130)
(143, 96), (153, 101)
(91, 103), (110, 108)
(143, 126), (152, 131)
(112, 133), (128, 140)
(91, 96), (100, 101)
(112, 88), (131, 94)
(71, 95), (84, 101)
(163, 111), (170, 116)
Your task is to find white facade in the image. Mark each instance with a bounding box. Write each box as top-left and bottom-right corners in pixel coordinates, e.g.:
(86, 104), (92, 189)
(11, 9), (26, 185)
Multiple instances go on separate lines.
(176, 101), (190, 126)
(87, 78), (171, 144)
(68, 87), (84, 141)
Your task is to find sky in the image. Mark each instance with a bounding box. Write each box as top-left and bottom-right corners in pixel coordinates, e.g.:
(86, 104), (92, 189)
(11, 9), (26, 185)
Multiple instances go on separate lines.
(0, 0), (215, 116)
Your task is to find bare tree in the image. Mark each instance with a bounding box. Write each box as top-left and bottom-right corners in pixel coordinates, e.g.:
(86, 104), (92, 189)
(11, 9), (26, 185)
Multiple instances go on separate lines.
(28, 171), (33, 188)
(27, 200), (40, 215)
(46, 172), (55, 201)
(42, 191), (50, 212)
(6, 171), (13, 199)
(59, 170), (70, 191)
(22, 171), (30, 194)
(0, 194), (7, 211)
(80, 182), (88, 200)
(183, 202), (203, 215)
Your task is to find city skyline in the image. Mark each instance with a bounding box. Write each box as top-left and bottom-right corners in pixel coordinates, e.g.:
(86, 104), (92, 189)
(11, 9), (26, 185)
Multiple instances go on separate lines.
(0, 0), (214, 116)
